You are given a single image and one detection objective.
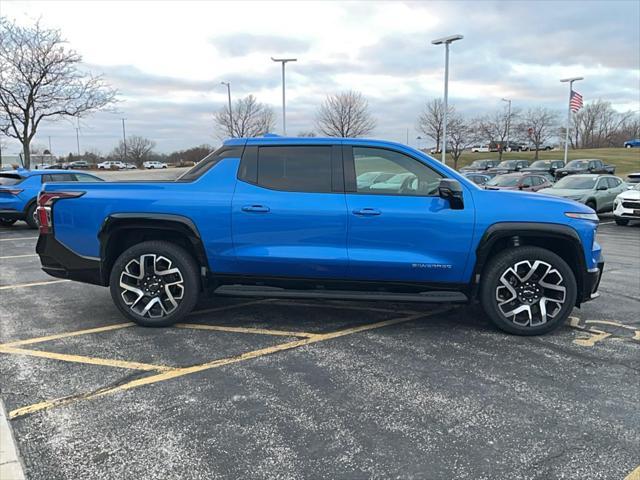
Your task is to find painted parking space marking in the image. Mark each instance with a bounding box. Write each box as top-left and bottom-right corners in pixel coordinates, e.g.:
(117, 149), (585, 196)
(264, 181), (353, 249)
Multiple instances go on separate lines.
(5, 307), (449, 419)
(625, 465), (640, 480)
(0, 236), (38, 242)
(0, 254), (38, 260)
(0, 346), (172, 372)
(568, 316), (640, 347)
(0, 323), (134, 348)
(175, 323), (317, 338)
(0, 279), (70, 290)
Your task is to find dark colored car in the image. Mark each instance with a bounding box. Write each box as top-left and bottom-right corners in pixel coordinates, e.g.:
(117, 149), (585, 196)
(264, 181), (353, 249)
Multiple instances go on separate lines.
(487, 159), (530, 176)
(459, 159), (500, 173)
(555, 159), (616, 179)
(67, 160), (90, 169)
(623, 139), (640, 148)
(521, 160), (565, 176)
(484, 172), (552, 192)
(462, 172), (491, 185)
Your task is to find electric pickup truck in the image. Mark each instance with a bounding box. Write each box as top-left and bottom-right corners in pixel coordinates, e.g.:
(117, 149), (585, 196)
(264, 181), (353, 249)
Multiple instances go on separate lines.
(35, 137), (604, 335)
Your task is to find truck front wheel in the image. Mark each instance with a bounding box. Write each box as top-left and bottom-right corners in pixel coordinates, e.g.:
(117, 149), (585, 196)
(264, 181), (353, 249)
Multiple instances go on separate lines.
(480, 247), (577, 335)
(109, 240), (200, 327)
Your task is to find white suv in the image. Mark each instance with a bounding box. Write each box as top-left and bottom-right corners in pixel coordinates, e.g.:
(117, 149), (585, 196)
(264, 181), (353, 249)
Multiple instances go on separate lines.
(97, 161), (125, 170)
(143, 161), (167, 169)
(613, 183), (640, 226)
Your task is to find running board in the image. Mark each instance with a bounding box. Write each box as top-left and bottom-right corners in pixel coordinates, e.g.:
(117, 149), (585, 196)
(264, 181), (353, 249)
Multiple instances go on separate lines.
(214, 285), (468, 303)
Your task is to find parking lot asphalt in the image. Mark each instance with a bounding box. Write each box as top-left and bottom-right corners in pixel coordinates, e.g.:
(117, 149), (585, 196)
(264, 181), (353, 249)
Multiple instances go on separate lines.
(1, 219), (638, 480)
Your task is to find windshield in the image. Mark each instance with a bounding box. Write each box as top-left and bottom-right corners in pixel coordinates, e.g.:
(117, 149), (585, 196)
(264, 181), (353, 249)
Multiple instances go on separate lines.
(487, 175), (520, 187)
(470, 160), (487, 168)
(554, 176), (597, 189)
(0, 174), (25, 186)
(529, 161), (550, 168)
(496, 161), (516, 168)
(566, 160), (588, 169)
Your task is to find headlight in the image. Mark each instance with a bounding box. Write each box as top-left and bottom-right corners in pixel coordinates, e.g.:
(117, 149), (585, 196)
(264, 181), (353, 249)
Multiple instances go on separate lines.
(565, 212), (599, 222)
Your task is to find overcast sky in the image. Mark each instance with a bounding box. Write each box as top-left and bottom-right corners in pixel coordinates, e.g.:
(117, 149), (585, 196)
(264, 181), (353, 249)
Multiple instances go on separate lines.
(2, 0), (639, 155)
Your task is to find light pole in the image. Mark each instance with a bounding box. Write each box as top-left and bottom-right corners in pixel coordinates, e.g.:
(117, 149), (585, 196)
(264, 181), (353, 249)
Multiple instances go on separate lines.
(560, 76), (583, 164)
(432, 34), (463, 165)
(220, 81), (233, 136)
(271, 57), (297, 135)
(501, 98), (511, 152)
(75, 119), (80, 157)
(121, 118), (127, 163)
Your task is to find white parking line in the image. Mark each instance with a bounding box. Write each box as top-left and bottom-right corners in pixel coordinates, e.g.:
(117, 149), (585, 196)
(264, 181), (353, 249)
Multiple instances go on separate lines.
(0, 236), (38, 242)
(0, 279), (70, 290)
(0, 254), (38, 260)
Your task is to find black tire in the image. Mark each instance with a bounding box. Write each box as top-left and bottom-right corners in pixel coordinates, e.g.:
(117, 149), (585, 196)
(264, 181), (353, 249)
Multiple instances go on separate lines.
(25, 202), (38, 229)
(585, 200), (597, 212)
(480, 246), (577, 335)
(615, 218), (629, 226)
(0, 218), (17, 227)
(109, 240), (200, 327)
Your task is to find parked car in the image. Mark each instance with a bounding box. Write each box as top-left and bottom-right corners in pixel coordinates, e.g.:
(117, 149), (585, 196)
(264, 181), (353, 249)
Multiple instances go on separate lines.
(554, 159), (616, 179)
(484, 172), (553, 192)
(461, 172), (491, 185)
(97, 161), (126, 170)
(356, 171), (394, 189)
(124, 163), (137, 170)
(67, 160), (90, 169)
(623, 139), (640, 148)
(45, 162), (66, 169)
(0, 169), (103, 228)
(626, 172), (640, 184)
(487, 159), (530, 176)
(539, 174), (626, 213)
(143, 161), (168, 169)
(35, 137), (604, 336)
(528, 143), (554, 151)
(613, 183), (640, 225)
(459, 159), (500, 173)
(521, 160), (565, 176)
(471, 144), (490, 153)
(502, 142), (528, 152)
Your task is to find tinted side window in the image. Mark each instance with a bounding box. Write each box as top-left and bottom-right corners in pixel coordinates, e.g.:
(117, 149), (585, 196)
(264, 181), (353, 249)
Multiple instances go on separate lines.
(256, 146), (332, 193)
(521, 177), (533, 187)
(44, 174), (75, 182)
(177, 146), (241, 182)
(0, 174), (25, 186)
(607, 177), (620, 188)
(352, 147), (442, 196)
(74, 174), (103, 182)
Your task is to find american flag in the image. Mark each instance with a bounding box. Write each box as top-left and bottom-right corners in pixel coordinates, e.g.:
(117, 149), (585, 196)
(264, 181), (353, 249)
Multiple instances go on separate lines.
(570, 90), (583, 112)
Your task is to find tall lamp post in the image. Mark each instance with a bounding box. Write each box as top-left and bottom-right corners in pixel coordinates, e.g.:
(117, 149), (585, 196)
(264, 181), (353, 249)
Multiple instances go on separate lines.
(220, 81), (233, 136)
(501, 98), (511, 152)
(121, 118), (127, 163)
(431, 34), (463, 165)
(560, 76), (583, 164)
(271, 57), (297, 135)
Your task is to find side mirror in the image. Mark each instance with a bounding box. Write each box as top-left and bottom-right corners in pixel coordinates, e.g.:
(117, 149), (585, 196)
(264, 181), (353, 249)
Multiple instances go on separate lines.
(439, 179), (464, 210)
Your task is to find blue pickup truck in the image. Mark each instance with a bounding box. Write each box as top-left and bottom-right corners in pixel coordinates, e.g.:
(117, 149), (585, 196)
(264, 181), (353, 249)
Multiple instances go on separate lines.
(35, 137), (604, 335)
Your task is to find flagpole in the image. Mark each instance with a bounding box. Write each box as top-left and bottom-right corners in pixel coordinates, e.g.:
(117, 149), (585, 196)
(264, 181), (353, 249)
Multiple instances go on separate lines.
(560, 76), (584, 164)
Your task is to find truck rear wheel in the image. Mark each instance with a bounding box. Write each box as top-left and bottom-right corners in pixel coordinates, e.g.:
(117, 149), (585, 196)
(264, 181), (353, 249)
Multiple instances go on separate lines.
(109, 240), (200, 327)
(480, 246), (577, 335)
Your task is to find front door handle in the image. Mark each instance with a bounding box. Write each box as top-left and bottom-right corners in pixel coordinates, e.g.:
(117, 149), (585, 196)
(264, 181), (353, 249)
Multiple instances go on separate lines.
(242, 205), (270, 213)
(352, 208), (381, 216)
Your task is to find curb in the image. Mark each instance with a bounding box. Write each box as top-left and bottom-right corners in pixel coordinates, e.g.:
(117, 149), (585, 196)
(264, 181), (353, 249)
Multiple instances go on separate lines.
(0, 398), (26, 480)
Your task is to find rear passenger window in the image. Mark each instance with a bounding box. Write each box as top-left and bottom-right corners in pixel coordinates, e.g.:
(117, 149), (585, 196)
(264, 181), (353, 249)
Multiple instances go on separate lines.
(257, 146), (332, 193)
(44, 174), (75, 182)
(607, 177), (620, 188)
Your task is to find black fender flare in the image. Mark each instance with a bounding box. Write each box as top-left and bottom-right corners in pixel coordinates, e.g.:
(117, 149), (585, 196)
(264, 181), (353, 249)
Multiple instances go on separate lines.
(98, 213), (209, 282)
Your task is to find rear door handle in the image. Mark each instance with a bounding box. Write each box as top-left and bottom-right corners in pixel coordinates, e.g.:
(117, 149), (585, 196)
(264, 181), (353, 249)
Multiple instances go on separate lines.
(352, 208), (381, 216)
(242, 205), (270, 213)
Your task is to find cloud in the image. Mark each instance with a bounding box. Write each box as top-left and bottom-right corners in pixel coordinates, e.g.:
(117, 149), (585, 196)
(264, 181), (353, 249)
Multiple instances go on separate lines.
(210, 33), (310, 57)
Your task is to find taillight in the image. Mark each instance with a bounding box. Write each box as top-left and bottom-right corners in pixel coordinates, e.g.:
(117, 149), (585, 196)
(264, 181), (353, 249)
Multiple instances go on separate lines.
(37, 191), (85, 234)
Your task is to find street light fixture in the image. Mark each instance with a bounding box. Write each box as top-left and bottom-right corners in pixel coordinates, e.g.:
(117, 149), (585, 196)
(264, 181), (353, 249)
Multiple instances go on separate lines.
(431, 34), (463, 164)
(220, 81), (233, 137)
(501, 98), (512, 152)
(560, 76), (584, 164)
(271, 57), (297, 135)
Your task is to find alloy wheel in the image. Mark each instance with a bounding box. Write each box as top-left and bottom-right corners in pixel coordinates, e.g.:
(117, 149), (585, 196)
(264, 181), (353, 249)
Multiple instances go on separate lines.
(495, 260), (566, 327)
(119, 254), (184, 318)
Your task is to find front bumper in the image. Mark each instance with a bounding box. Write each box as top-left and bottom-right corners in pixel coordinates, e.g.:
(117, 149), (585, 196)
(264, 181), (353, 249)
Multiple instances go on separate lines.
(37, 233), (105, 286)
(614, 201), (640, 220)
(580, 259), (604, 304)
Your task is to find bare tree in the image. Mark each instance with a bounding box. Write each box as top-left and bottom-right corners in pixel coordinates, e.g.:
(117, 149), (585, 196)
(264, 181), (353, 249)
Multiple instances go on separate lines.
(111, 136), (155, 167)
(477, 106), (519, 160)
(0, 18), (116, 168)
(448, 114), (477, 170)
(566, 99), (636, 149)
(416, 99), (453, 150)
(521, 107), (558, 159)
(214, 94), (275, 138)
(316, 91), (376, 137)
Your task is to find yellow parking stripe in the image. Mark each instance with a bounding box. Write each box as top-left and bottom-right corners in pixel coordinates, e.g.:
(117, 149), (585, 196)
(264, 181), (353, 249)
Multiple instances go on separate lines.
(8, 308), (448, 419)
(0, 254), (38, 260)
(625, 465), (640, 480)
(0, 279), (70, 290)
(175, 323), (317, 338)
(0, 323), (134, 348)
(0, 347), (171, 372)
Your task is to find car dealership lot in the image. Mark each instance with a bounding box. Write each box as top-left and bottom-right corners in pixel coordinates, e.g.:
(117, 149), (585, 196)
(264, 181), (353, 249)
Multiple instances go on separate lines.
(0, 221), (638, 480)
